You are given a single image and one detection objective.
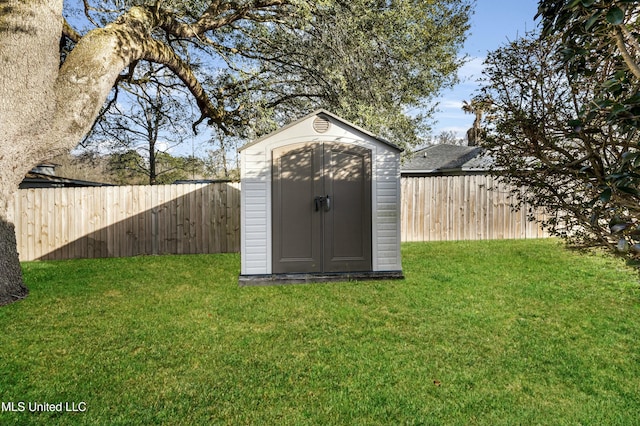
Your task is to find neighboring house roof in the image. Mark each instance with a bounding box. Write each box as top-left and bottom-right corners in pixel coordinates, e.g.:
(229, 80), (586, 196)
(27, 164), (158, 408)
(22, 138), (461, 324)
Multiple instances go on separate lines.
(460, 151), (494, 172)
(20, 166), (113, 189)
(401, 144), (493, 176)
(172, 179), (234, 184)
(239, 109), (403, 152)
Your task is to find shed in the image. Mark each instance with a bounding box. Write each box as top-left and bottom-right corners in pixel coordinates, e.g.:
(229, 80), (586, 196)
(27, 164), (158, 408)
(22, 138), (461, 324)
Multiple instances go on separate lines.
(239, 109), (404, 284)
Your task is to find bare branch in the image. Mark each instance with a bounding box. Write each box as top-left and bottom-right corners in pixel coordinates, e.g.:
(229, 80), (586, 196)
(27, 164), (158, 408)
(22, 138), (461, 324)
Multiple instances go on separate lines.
(82, 0), (101, 28)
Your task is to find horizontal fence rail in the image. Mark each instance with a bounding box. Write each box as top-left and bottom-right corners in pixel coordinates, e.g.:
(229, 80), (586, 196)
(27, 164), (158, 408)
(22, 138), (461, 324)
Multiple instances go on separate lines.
(10, 176), (550, 262)
(400, 176), (550, 242)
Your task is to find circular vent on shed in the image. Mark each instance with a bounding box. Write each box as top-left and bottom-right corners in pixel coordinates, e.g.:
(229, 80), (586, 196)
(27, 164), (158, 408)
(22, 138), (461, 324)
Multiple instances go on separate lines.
(313, 116), (331, 133)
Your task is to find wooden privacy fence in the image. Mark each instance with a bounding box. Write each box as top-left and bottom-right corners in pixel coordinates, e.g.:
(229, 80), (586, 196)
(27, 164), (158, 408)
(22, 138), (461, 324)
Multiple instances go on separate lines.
(401, 175), (551, 241)
(10, 176), (550, 262)
(10, 183), (240, 261)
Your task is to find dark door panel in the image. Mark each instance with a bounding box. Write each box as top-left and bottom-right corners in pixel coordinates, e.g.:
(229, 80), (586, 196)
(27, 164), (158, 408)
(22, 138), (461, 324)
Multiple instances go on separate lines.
(272, 143), (322, 273)
(323, 144), (372, 272)
(272, 142), (372, 274)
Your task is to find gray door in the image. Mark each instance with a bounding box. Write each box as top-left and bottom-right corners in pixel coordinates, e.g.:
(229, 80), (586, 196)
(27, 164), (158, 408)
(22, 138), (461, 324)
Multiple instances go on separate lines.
(272, 142), (372, 274)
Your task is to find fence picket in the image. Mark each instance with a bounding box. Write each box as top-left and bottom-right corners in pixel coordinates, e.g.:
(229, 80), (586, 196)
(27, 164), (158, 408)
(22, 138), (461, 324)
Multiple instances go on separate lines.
(11, 183), (240, 261)
(399, 176), (550, 242)
(10, 178), (549, 261)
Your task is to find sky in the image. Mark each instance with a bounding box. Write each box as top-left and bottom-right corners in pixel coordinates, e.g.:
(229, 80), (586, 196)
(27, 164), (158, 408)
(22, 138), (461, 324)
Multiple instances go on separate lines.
(430, 0), (540, 140)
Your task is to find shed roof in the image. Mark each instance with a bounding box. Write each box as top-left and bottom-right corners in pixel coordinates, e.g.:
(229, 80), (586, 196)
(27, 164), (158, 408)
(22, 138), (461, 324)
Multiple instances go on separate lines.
(239, 109), (403, 152)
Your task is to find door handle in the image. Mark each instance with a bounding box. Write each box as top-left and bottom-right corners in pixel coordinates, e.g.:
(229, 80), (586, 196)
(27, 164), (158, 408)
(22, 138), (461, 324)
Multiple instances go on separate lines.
(314, 196), (331, 212)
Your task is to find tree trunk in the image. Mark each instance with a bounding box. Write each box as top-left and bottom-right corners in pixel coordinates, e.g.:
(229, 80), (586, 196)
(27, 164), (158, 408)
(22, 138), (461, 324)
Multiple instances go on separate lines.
(149, 141), (157, 185)
(0, 1), (252, 305)
(0, 216), (28, 306)
(0, 1), (159, 305)
(0, 0), (62, 305)
(0, 188), (28, 306)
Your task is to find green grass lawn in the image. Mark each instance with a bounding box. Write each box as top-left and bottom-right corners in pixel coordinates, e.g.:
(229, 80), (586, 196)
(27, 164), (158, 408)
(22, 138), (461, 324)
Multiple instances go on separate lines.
(0, 239), (639, 425)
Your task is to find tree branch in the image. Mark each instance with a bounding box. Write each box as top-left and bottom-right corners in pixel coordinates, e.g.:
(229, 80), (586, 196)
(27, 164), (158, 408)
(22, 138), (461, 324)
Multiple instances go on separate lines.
(141, 37), (225, 133)
(82, 0), (101, 28)
(614, 26), (640, 80)
(158, 0), (290, 38)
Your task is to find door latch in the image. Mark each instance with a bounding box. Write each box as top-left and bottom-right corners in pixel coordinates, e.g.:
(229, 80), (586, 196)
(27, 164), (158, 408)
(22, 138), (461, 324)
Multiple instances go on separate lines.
(314, 195), (331, 212)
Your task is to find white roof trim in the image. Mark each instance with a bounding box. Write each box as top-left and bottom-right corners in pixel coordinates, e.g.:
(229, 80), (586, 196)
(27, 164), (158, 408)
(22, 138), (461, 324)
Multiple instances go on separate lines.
(239, 109), (403, 152)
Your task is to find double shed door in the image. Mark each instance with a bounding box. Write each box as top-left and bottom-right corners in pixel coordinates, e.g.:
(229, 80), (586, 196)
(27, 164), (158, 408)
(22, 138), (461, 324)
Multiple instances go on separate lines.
(272, 142), (372, 274)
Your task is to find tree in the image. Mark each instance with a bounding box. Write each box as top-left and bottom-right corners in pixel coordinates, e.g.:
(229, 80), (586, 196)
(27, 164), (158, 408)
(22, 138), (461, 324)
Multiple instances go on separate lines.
(108, 150), (207, 184)
(0, 0), (472, 305)
(107, 150), (149, 185)
(430, 130), (466, 146)
(49, 151), (115, 184)
(205, 130), (242, 180)
(462, 97), (489, 146)
(479, 29), (640, 260)
(86, 63), (195, 185)
(535, 1), (640, 261)
(537, 0), (640, 81)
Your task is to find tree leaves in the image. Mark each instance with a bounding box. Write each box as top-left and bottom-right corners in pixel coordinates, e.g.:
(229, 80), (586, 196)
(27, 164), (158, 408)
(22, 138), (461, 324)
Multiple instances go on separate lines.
(585, 11), (602, 31)
(606, 6), (624, 25)
(69, 0), (473, 151)
(523, 1), (640, 263)
(480, 28), (640, 263)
